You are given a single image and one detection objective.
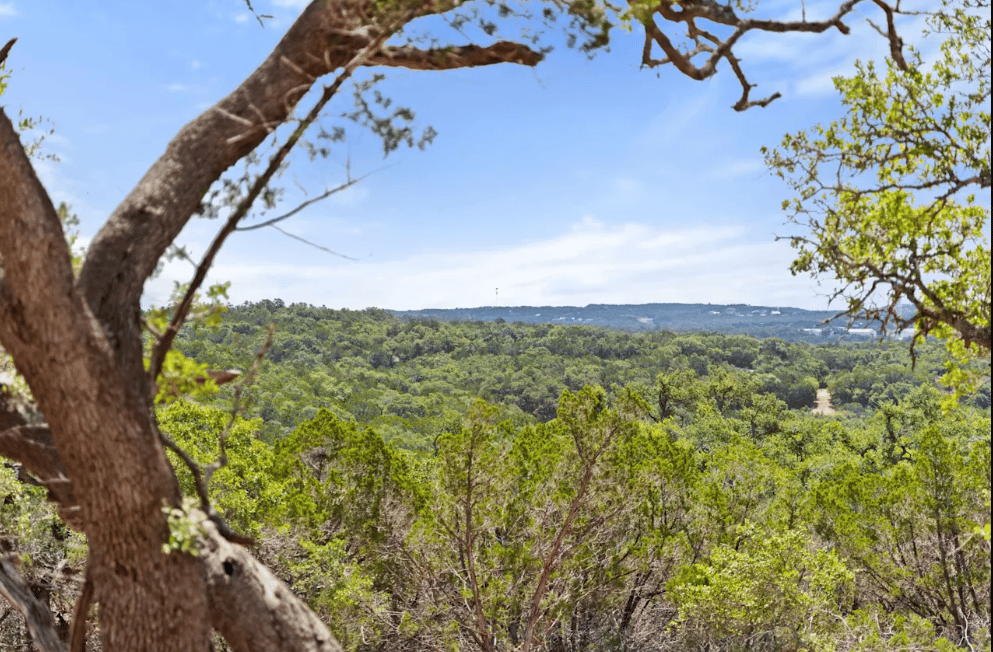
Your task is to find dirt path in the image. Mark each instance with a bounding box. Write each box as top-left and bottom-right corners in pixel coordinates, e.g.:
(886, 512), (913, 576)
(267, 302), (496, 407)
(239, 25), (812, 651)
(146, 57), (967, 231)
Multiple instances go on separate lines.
(812, 388), (836, 416)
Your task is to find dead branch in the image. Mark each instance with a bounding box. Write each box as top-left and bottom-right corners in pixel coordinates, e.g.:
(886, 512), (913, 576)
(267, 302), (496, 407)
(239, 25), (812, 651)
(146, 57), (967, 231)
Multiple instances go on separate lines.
(264, 224), (360, 258)
(236, 168), (377, 235)
(640, 0), (907, 109)
(0, 554), (67, 652)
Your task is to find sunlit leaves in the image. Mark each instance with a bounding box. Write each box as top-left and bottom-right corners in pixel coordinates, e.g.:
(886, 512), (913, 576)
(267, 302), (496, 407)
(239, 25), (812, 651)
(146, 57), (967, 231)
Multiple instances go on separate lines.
(669, 529), (853, 650)
(764, 0), (991, 392)
(157, 401), (285, 541)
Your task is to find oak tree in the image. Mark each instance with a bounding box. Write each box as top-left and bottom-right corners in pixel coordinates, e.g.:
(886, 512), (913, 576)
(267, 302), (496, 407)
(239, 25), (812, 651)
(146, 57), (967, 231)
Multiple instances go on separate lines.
(764, 0), (991, 371)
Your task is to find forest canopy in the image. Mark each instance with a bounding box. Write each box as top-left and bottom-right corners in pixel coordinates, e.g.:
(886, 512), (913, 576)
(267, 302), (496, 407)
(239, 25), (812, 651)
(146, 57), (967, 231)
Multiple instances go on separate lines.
(5, 302), (989, 650)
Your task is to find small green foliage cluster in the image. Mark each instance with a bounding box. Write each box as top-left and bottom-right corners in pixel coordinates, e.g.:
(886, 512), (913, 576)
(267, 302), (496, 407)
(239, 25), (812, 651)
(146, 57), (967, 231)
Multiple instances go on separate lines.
(161, 497), (208, 557)
(145, 281), (230, 404)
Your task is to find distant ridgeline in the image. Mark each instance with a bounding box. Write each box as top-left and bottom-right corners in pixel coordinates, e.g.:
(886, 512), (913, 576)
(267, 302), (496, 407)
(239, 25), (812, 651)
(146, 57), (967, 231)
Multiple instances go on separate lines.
(389, 303), (916, 343)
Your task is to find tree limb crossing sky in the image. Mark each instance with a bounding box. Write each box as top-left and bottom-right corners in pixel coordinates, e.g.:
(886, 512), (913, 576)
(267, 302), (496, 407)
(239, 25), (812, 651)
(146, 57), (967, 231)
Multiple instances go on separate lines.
(0, 0), (933, 311)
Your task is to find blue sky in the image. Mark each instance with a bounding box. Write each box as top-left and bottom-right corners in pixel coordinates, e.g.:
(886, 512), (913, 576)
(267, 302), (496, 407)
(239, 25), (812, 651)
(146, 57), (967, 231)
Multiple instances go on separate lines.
(1, 0), (929, 310)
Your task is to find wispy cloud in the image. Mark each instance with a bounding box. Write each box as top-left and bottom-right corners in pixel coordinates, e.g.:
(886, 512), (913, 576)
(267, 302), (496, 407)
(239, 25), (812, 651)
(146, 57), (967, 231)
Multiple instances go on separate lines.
(83, 123), (111, 135)
(144, 217), (827, 310)
(165, 83), (188, 93)
(793, 65), (848, 98)
(0, 3), (18, 18)
(640, 91), (715, 151)
(714, 158), (767, 179)
(611, 176), (642, 196)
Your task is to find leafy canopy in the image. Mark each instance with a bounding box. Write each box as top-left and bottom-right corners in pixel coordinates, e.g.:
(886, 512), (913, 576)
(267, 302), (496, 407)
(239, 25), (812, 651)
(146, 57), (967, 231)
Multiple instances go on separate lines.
(764, 0), (991, 395)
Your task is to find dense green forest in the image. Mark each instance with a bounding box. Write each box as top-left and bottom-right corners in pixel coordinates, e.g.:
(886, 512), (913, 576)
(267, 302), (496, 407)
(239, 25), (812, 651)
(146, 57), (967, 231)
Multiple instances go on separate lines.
(2, 300), (990, 650)
(170, 301), (988, 441)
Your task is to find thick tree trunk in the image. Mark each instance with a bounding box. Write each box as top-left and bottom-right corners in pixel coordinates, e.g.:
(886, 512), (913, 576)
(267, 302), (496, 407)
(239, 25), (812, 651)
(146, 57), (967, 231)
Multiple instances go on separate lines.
(0, 104), (212, 648)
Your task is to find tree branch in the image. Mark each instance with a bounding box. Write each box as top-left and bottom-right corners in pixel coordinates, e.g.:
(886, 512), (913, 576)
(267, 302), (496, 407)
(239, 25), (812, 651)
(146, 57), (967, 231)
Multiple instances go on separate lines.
(0, 37), (15, 66)
(0, 424), (83, 530)
(0, 109), (78, 367)
(869, 0), (907, 70)
(366, 41), (544, 70)
(639, 0), (906, 109)
(200, 521), (344, 652)
(0, 555), (68, 652)
(0, 425), (62, 481)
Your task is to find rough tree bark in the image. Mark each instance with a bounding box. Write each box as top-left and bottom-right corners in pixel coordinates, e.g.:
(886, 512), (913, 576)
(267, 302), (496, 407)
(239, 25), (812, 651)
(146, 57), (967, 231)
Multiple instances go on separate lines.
(0, 1), (907, 650)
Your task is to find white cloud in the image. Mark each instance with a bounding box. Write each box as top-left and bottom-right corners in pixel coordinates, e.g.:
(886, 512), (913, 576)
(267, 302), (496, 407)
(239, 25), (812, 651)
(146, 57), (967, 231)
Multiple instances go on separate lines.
(272, 0), (310, 8)
(0, 3), (18, 17)
(233, 12), (250, 23)
(165, 83), (188, 93)
(144, 217), (827, 311)
(191, 60), (203, 70)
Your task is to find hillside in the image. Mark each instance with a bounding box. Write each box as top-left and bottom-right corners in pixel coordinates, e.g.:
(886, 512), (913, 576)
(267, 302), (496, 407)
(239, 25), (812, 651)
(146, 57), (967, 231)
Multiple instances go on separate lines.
(4, 299), (989, 651)
(169, 300), (965, 443)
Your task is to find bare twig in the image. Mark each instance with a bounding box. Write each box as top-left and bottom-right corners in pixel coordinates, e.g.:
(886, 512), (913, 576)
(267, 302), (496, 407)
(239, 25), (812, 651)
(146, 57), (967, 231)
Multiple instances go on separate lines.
(266, 224), (359, 259)
(241, 0), (272, 28)
(235, 165), (387, 259)
(236, 172), (377, 232)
